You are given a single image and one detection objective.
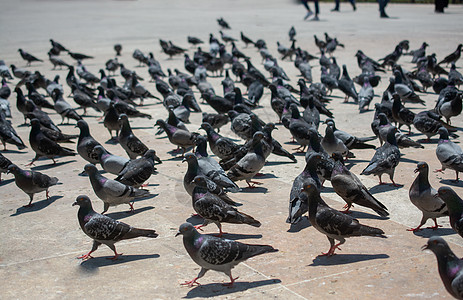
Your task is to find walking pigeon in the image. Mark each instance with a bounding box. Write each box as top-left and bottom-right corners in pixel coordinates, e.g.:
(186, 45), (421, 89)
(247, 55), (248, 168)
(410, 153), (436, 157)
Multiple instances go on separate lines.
(115, 149), (160, 187)
(7, 164), (60, 207)
(435, 127), (463, 181)
(0, 152), (13, 181)
(0, 110), (27, 150)
(155, 119), (197, 157)
(73, 195), (158, 260)
(301, 184), (386, 256)
(408, 162), (447, 232)
(176, 222), (277, 287)
(119, 114), (148, 159)
(76, 120), (105, 165)
(438, 187), (463, 239)
(18, 49), (43, 66)
(94, 145), (129, 175)
(84, 164), (150, 214)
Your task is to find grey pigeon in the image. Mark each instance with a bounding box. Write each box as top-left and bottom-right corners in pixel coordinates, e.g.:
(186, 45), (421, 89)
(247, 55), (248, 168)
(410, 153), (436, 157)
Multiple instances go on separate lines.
(73, 195), (158, 260)
(18, 49), (43, 66)
(119, 114), (148, 159)
(391, 93), (415, 134)
(423, 236), (463, 300)
(331, 152), (389, 217)
(191, 176), (260, 236)
(438, 44), (462, 66)
(436, 127), (463, 181)
(438, 187), (463, 239)
(393, 70), (425, 105)
(435, 89), (462, 125)
(25, 100), (61, 132)
(227, 132), (266, 188)
(28, 119), (75, 165)
(0, 152), (13, 181)
(301, 183), (386, 256)
(408, 162), (447, 232)
(413, 110), (458, 141)
(84, 164), (150, 214)
(94, 145), (129, 175)
(202, 112), (229, 132)
(0, 60), (13, 79)
(321, 124), (351, 159)
(288, 104), (313, 152)
(287, 153), (322, 224)
(76, 120), (106, 165)
(338, 65), (358, 103)
(0, 110), (26, 150)
(103, 103), (120, 139)
(7, 164), (60, 207)
(115, 149), (160, 187)
(155, 119), (197, 157)
(200, 122), (241, 162)
(376, 113), (423, 149)
(358, 76), (374, 112)
(324, 118), (376, 150)
(51, 89), (82, 124)
(361, 127), (401, 186)
(176, 222), (277, 287)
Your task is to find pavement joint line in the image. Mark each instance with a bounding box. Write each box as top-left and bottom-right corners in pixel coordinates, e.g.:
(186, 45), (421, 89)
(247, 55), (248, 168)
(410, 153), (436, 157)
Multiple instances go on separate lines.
(242, 262), (309, 300)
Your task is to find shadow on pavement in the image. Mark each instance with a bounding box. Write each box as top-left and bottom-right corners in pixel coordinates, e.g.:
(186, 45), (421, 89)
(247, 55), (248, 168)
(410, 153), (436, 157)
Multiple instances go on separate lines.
(30, 159), (76, 171)
(369, 184), (403, 194)
(413, 227), (456, 238)
(183, 278), (281, 298)
(106, 205), (156, 220)
(309, 253), (389, 266)
(287, 217), (312, 233)
(79, 253), (160, 273)
(10, 195), (63, 216)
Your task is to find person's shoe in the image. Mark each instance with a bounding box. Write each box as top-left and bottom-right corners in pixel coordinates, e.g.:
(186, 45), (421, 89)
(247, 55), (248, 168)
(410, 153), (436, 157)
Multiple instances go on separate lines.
(353, 3), (357, 11)
(304, 11), (314, 20)
(331, 7), (339, 11)
(312, 15), (320, 21)
(380, 12), (389, 18)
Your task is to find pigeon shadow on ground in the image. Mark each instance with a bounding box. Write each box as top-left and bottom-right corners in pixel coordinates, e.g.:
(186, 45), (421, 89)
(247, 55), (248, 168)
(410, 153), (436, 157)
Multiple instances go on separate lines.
(30, 159), (76, 171)
(418, 138), (438, 144)
(254, 173), (277, 179)
(0, 149), (28, 154)
(155, 135), (169, 139)
(265, 160), (297, 166)
(132, 126), (155, 130)
(57, 123), (78, 127)
(186, 215), (204, 226)
(212, 232), (263, 240)
(183, 279), (281, 298)
(369, 184), (403, 194)
(345, 158), (370, 165)
(0, 178), (14, 186)
(413, 227), (456, 238)
(348, 210), (389, 221)
(400, 157), (420, 164)
(309, 253), (389, 266)
(78, 253), (160, 273)
(439, 179), (463, 187)
(321, 186), (335, 193)
(10, 195), (63, 216)
(134, 193), (159, 202)
(105, 205), (156, 220)
(104, 138), (119, 145)
(239, 186), (268, 194)
(287, 217), (312, 233)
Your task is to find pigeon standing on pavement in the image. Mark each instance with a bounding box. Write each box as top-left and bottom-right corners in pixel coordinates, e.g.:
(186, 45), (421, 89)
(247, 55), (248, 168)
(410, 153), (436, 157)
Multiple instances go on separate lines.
(76, 120), (105, 165)
(18, 49), (43, 66)
(438, 44), (462, 66)
(423, 236), (463, 300)
(435, 127), (463, 181)
(94, 145), (129, 175)
(7, 164), (60, 207)
(84, 164), (150, 214)
(73, 195), (158, 260)
(438, 187), (463, 239)
(119, 114), (149, 159)
(176, 222), (277, 287)
(301, 183), (386, 256)
(155, 119), (197, 157)
(115, 149), (160, 187)
(408, 162), (448, 232)
(0, 152), (13, 181)
(0, 110), (27, 150)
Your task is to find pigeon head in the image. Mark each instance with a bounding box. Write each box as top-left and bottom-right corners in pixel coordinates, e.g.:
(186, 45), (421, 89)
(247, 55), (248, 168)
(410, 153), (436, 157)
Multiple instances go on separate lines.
(6, 164), (20, 175)
(118, 114), (129, 125)
(84, 164), (98, 175)
(414, 162), (429, 174)
(30, 118), (41, 128)
(199, 122), (212, 132)
(438, 127), (450, 140)
(175, 222), (196, 237)
(76, 120), (88, 129)
(386, 127), (398, 145)
(182, 153), (197, 164)
(93, 145), (105, 157)
(194, 135), (207, 146)
(438, 187), (462, 212)
(377, 113), (389, 125)
(155, 119), (166, 128)
(301, 183), (317, 194)
(192, 175), (208, 188)
(252, 131), (264, 142)
(422, 236), (452, 255)
(331, 152), (344, 162)
(72, 195), (92, 208)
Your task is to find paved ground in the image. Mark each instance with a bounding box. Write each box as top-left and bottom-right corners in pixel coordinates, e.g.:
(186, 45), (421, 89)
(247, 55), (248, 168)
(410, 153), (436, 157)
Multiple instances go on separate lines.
(1, 0), (463, 299)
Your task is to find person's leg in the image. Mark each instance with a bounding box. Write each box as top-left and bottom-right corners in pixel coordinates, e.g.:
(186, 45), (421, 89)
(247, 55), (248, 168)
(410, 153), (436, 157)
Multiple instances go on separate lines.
(349, 0), (357, 10)
(313, 0), (320, 20)
(302, 0), (314, 19)
(332, 0), (340, 11)
(379, 0), (389, 17)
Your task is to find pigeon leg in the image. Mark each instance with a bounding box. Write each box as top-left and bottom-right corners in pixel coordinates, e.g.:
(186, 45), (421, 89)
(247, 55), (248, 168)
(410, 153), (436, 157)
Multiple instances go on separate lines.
(378, 175), (386, 185)
(223, 271), (239, 287)
(181, 268), (208, 287)
(194, 219), (209, 231)
(106, 244), (122, 260)
(101, 202), (110, 214)
(407, 224), (423, 232)
(293, 145), (306, 153)
(26, 155), (39, 166)
(455, 171), (460, 182)
(78, 241), (101, 260)
(246, 180), (263, 188)
(128, 202), (135, 213)
(213, 223), (227, 237)
(390, 179), (402, 187)
(434, 169), (444, 173)
(426, 218), (442, 230)
(46, 190), (50, 200)
(23, 194), (34, 207)
(341, 203), (352, 214)
(51, 158), (57, 164)
(140, 182), (149, 187)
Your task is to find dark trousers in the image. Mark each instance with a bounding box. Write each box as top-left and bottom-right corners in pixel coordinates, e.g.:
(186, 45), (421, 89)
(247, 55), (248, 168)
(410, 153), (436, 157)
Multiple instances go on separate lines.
(378, 0), (390, 13)
(302, 0), (320, 15)
(435, 0), (449, 12)
(334, 0), (356, 9)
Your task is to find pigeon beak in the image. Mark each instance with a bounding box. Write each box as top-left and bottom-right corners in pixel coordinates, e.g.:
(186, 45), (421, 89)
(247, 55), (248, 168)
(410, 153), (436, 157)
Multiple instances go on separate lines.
(421, 244), (428, 251)
(175, 231), (181, 237)
(414, 167), (419, 173)
(182, 158), (186, 163)
(72, 201), (78, 206)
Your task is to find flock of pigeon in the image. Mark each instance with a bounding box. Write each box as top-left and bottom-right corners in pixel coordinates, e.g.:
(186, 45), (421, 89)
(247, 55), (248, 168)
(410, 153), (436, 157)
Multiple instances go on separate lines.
(1, 17), (463, 295)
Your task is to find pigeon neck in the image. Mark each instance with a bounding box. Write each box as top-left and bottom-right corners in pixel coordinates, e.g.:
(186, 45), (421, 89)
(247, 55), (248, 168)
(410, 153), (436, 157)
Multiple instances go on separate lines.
(78, 204), (95, 227)
(78, 125), (90, 140)
(120, 119), (132, 136)
(413, 169), (430, 193)
(192, 185), (208, 202)
(195, 140), (208, 158)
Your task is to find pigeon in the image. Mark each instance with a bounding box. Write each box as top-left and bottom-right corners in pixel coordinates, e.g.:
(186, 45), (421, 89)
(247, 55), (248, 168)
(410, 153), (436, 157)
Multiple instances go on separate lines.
(0, 60), (13, 79)
(408, 162), (448, 232)
(376, 114), (424, 149)
(438, 44), (462, 66)
(76, 120), (105, 165)
(200, 122), (241, 162)
(0, 152), (13, 181)
(176, 222), (277, 287)
(155, 119), (197, 157)
(405, 42), (429, 63)
(301, 183), (386, 256)
(422, 236), (463, 300)
(68, 51), (93, 61)
(84, 164), (150, 214)
(0, 110), (27, 150)
(361, 127), (401, 186)
(94, 145), (129, 176)
(28, 119), (75, 165)
(240, 32), (255, 47)
(393, 70), (424, 105)
(191, 176), (260, 236)
(103, 103), (120, 139)
(48, 52), (70, 70)
(187, 36), (203, 46)
(217, 17), (231, 29)
(118, 114), (148, 159)
(7, 164), (60, 207)
(289, 26), (296, 41)
(331, 152), (389, 217)
(288, 104), (313, 152)
(114, 44), (122, 56)
(358, 76), (374, 112)
(24, 101), (61, 132)
(287, 153), (322, 224)
(9, 64), (29, 79)
(435, 127), (463, 181)
(115, 149), (160, 187)
(227, 131), (266, 188)
(324, 118), (376, 150)
(321, 124), (352, 159)
(18, 49), (43, 66)
(338, 65), (358, 103)
(435, 89), (462, 125)
(449, 64), (463, 87)
(51, 90), (82, 124)
(73, 195), (158, 260)
(201, 113), (229, 133)
(391, 93), (415, 134)
(438, 187), (463, 239)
